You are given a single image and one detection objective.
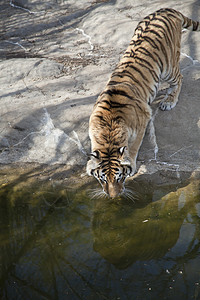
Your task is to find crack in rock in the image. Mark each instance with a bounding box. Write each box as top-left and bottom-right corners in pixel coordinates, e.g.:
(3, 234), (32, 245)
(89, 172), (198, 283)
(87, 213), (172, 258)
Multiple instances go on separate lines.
(144, 108), (180, 178)
(75, 28), (94, 53)
(9, 0), (36, 14)
(149, 108), (159, 160)
(5, 40), (27, 51)
(181, 52), (200, 71)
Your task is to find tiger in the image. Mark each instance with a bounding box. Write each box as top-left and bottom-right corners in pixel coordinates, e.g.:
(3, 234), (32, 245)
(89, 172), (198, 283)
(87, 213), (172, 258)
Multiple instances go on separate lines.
(86, 8), (200, 198)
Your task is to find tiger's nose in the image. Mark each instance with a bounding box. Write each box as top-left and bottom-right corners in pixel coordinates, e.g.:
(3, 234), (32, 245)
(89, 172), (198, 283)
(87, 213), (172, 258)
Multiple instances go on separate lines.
(107, 184), (120, 198)
(108, 191), (118, 198)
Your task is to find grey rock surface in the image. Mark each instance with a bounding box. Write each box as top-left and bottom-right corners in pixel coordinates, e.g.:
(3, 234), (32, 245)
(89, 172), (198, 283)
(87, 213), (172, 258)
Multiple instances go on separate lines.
(0, 0), (200, 177)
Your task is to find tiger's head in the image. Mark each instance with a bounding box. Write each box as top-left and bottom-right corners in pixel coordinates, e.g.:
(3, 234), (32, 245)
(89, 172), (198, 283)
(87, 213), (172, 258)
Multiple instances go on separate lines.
(87, 146), (135, 198)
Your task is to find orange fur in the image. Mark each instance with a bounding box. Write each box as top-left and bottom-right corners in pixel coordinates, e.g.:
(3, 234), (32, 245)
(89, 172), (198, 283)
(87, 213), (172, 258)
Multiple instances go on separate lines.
(87, 8), (200, 198)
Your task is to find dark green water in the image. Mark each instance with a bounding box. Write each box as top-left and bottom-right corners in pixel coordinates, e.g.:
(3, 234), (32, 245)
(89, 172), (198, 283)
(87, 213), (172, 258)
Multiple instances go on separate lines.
(0, 173), (200, 300)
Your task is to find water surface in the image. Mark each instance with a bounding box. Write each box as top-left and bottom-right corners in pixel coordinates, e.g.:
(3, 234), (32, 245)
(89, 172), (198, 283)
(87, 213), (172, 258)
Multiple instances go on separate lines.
(0, 170), (200, 299)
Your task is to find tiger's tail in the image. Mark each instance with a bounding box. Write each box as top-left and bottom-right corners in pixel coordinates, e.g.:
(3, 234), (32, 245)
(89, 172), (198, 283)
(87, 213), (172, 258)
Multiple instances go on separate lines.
(180, 13), (200, 31)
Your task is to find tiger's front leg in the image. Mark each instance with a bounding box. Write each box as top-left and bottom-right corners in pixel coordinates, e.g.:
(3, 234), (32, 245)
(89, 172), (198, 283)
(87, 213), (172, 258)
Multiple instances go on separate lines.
(124, 126), (149, 176)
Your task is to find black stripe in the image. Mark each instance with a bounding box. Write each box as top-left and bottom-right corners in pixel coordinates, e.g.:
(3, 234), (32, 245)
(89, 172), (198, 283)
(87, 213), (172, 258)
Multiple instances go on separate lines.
(113, 115), (123, 123)
(156, 16), (174, 41)
(110, 158), (121, 164)
(98, 105), (110, 111)
(108, 80), (122, 85)
(143, 35), (159, 49)
(96, 115), (104, 121)
(150, 22), (166, 33)
(119, 60), (134, 66)
(108, 73), (142, 98)
(193, 21), (199, 31)
(114, 89), (133, 99)
(145, 30), (172, 49)
(113, 69), (133, 80)
(95, 116), (109, 129)
(146, 28), (162, 40)
(156, 27), (171, 46)
(134, 101), (144, 112)
(162, 15), (176, 42)
(164, 13), (177, 19)
(112, 167), (120, 172)
(102, 134), (109, 142)
(156, 16), (172, 33)
(136, 25), (144, 33)
(133, 39), (143, 47)
(136, 56), (154, 69)
(95, 136), (106, 146)
(143, 15), (151, 22)
(123, 49), (135, 58)
(115, 109), (124, 114)
(159, 41), (169, 68)
(103, 89), (113, 97)
(136, 46), (163, 72)
(100, 150), (110, 156)
(119, 62), (148, 81)
(149, 12), (156, 21)
(184, 21), (191, 29)
(103, 89), (133, 100)
(144, 20), (150, 27)
(100, 158), (120, 166)
(109, 100), (129, 108)
(100, 99), (110, 106)
(130, 49), (135, 57)
(128, 65), (149, 82)
(130, 40), (136, 46)
(136, 60), (159, 82)
(156, 8), (175, 14)
(109, 148), (118, 155)
(102, 167), (109, 173)
(113, 70), (147, 96)
(109, 79), (138, 93)
(151, 23), (165, 33)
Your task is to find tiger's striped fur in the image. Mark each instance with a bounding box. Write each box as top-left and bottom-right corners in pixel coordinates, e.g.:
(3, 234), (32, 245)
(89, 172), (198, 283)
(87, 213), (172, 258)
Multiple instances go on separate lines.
(87, 8), (200, 198)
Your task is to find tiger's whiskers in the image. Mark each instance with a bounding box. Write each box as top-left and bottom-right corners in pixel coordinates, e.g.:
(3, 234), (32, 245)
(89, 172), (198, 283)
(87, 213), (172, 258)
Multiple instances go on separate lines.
(124, 187), (139, 203)
(88, 188), (107, 199)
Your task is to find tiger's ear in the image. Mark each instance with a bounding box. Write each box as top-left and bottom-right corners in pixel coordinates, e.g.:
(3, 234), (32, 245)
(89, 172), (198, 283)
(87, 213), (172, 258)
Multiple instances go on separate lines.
(86, 150), (100, 176)
(90, 150), (100, 159)
(119, 146), (132, 166)
(118, 146), (126, 156)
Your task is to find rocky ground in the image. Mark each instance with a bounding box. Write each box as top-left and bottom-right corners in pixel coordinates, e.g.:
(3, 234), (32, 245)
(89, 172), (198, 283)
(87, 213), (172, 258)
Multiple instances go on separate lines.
(0, 0), (200, 184)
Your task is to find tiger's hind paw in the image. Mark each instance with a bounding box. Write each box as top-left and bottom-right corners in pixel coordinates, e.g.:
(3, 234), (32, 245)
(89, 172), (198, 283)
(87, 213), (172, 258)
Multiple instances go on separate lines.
(159, 101), (176, 111)
(159, 94), (178, 111)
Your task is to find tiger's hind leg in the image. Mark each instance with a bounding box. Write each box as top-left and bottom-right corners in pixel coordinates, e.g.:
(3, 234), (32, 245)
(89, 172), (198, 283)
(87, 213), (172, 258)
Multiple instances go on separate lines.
(159, 72), (182, 111)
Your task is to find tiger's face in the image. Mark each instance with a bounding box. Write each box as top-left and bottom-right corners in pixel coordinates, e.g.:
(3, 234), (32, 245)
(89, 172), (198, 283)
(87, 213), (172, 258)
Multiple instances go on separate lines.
(86, 146), (135, 198)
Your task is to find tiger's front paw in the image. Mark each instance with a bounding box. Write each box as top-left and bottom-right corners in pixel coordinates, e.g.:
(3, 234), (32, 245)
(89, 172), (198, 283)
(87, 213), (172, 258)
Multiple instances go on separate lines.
(159, 101), (175, 111)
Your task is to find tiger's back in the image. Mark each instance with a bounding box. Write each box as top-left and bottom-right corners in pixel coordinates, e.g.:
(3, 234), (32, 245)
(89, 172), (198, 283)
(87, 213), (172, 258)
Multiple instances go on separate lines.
(87, 8), (200, 198)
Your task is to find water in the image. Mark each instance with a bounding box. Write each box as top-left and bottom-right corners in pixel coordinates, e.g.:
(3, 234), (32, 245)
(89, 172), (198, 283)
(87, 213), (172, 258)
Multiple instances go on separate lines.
(0, 170), (200, 300)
